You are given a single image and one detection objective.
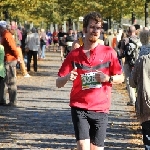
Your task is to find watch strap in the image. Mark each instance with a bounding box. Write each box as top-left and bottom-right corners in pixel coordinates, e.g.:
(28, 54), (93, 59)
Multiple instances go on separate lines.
(109, 76), (113, 83)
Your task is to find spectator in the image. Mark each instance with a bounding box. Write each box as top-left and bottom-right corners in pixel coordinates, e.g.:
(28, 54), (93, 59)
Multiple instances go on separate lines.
(10, 21), (22, 47)
(0, 44), (6, 105)
(105, 29), (114, 47)
(52, 29), (59, 51)
(26, 28), (40, 72)
(143, 27), (149, 31)
(122, 25), (141, 106)
(40, 28), (47, 59)
(58, 28), (66, 60)
(64, 28), (75, 57)
(9, 26), (30, 77)
(129, 30), (150, 149)
(112, 30), (118, 52)
(73, 30), (78, 40)
(0, 20), (20, 106)
(21, 27), (27, 57)
(117, 32), (128, 66)
(46, 29), (52, 50)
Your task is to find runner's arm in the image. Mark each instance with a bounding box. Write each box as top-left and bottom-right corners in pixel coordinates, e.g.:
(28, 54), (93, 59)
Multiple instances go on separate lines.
(110, 74), (124, 84)
(56, 68), (78, 88)
(56, 75), (69, 88)
(95, 71), (124, 84)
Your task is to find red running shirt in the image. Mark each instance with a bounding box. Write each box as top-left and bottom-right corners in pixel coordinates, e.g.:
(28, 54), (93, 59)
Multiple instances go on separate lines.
(58, 44), (122, 113)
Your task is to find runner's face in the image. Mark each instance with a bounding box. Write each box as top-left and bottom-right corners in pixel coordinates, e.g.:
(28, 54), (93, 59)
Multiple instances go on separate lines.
(69, 29), (73, 34)
(85, 19), (102, 43)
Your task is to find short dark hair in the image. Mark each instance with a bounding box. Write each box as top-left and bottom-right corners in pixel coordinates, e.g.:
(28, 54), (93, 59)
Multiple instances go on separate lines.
(83, 12), (103, 28)
(31, 28), (37, 33)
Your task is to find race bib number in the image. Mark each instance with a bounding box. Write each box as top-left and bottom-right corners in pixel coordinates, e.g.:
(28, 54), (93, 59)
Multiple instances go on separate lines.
(81, 72), (102, 90)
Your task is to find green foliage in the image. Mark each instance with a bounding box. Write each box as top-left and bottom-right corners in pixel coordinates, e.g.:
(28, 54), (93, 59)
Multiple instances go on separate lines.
(0, 0), (147, 26)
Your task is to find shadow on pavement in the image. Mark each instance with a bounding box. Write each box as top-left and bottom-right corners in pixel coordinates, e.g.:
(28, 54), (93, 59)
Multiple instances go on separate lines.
(0, 105), (143, 149)
(0, 106), (76, 149)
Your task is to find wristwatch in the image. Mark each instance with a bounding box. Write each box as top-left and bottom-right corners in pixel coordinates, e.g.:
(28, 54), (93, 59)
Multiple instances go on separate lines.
(109, 76), (113, 83)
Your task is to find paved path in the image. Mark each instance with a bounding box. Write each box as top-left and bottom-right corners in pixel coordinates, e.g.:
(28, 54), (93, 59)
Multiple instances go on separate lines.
(0, 50), (144, 149)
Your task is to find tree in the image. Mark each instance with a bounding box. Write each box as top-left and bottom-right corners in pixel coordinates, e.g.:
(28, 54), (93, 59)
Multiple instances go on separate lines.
(0, 0), (147, 27)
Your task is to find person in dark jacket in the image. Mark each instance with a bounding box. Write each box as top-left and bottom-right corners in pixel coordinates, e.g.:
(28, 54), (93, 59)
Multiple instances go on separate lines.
(64, 28), (75, 57)
(130, 30), (150, 149)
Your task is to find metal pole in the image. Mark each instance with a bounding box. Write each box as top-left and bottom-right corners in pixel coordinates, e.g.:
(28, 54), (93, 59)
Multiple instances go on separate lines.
(132, 12), (135, 24)
(145, 2), (149, 27)
(109, 16), (111, 29)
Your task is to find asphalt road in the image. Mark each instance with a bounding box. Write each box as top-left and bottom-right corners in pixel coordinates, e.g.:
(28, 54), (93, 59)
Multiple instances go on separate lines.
(0, 50), (144, 150)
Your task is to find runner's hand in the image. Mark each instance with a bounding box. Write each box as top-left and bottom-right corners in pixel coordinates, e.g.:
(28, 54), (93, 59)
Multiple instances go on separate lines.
(66, 67), (78, 81)
(95, 70), (109, 82)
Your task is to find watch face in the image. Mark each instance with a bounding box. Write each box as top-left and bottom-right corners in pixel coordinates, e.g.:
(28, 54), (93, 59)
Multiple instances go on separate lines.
(111, 76), (113, 81)
(110, 76), (113, 81)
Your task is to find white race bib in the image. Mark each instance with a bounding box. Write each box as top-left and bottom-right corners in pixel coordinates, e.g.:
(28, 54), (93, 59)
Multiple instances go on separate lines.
(81, 72), (102, 90)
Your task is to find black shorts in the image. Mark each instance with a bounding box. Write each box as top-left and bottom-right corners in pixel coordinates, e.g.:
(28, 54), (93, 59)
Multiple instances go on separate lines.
(59, 42), (65, 46)
(71, 107), (108, 147)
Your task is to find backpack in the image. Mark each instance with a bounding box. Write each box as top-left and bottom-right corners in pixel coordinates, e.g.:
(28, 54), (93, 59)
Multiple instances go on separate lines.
(124, 37), (141, 67)
(117, 40), (121, 49)
(14, 29), (21, 46)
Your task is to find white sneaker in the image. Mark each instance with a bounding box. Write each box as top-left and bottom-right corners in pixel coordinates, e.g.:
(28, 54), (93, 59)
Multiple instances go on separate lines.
(24, 74), (31, 77)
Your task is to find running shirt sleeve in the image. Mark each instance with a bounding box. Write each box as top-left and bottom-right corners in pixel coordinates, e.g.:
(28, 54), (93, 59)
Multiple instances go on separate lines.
(109, 48), (122, 75)
(58, 51), (74, 77)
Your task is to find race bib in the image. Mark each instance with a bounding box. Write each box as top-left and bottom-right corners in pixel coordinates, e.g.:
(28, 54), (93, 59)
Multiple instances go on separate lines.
(81, 72), (102, 90)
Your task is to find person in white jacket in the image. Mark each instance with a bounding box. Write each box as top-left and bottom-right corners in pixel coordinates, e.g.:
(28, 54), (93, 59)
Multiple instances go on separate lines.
(26, 28), (40, 72)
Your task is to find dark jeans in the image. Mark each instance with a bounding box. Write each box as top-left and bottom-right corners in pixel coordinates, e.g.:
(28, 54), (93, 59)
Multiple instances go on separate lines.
(142, 120), (150, 149)
(27, 50), (38, 72)
(0, 76), (5, 103)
